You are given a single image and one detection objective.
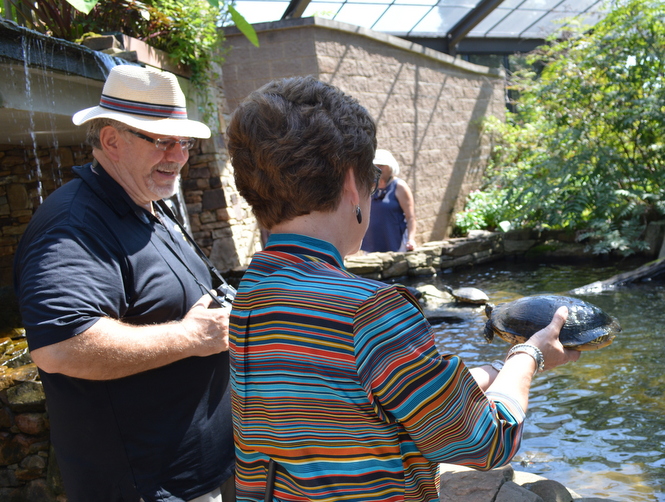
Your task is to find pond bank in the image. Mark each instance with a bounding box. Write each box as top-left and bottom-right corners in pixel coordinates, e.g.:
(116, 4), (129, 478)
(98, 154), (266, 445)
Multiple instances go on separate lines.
(344, 227), (664, 281)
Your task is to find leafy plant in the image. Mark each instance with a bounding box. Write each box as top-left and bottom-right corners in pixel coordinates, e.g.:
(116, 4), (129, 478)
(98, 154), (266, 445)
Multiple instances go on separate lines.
(461, 0), (665, 256)
(453, 189), (511, 236)
(2, 0), (258, 89)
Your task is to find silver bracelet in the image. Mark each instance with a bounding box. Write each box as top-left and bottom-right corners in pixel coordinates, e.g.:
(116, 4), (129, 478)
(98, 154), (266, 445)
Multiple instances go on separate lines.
(506, 343), (544, 376)
(490, 360), (504, 373)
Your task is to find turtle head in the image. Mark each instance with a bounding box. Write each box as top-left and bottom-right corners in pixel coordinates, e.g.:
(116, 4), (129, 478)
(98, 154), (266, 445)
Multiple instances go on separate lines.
(483, 320), (495, 343)
(483, 304), (495, 343)
(442, 285), (453, 295)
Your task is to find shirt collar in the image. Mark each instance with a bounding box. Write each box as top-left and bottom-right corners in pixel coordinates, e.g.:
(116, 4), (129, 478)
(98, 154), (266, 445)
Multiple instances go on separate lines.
(264, 233), (345, 269)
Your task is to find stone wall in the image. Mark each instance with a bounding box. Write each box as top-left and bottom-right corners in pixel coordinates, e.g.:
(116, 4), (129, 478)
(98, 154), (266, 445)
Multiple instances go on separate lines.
(345, 229), (607, 280)
(0, 145), (93, 287)
(0, 357), (58, 501)
(222, 17), (506, 243)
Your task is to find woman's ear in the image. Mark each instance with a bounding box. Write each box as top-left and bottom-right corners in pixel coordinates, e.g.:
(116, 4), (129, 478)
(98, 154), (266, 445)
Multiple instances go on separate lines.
(98, 126), (122, 162)
(344, 168), (361, 206)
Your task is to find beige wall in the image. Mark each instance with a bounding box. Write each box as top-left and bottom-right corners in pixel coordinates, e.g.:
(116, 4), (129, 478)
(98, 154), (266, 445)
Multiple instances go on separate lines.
(222, 17), (505, 243)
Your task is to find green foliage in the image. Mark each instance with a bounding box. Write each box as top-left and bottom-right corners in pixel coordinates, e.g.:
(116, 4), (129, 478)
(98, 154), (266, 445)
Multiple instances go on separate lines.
(3, 0), (85, 39)
(147, 0), (227, 87)
(227, 4), (258, 47)
(453, 189), (511, 236)
(3, 0), (257, 89)
(459, 0), (665, 256)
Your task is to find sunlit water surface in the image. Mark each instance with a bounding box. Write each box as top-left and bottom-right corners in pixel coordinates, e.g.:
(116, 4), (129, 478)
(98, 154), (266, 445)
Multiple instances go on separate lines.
(409, 260), (665, 501)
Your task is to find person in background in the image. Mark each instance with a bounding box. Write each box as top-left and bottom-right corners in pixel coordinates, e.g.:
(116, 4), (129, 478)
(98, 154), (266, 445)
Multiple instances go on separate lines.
(361, 148), (417, 252)
(13, 65), (235, 502)
(226, 75), (580, 502)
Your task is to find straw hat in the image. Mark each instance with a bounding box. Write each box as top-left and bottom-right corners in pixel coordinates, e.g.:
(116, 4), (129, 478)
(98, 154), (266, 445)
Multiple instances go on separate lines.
(373, 149), (400, 176)
(72, 65), (211, 138)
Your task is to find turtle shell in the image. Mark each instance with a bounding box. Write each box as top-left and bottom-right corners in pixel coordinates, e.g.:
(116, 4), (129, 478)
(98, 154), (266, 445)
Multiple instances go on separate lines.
(483, 294), (620, 351)
(443, 285), (489, 305)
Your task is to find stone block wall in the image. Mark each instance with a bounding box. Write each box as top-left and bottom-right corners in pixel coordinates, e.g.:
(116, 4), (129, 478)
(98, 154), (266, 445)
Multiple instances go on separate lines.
(0, 145), (93, 288)
(222, 17), (505, 243)
(0, 359), (60, 501)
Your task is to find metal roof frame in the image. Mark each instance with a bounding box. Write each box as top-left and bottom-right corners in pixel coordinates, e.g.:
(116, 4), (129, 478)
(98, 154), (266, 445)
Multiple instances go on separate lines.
(280, 0), (517, 55)
(277, 0), (603, 56)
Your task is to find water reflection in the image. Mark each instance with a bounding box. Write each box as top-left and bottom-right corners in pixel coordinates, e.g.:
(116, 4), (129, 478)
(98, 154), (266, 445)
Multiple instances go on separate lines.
(414, 261), (665, 501)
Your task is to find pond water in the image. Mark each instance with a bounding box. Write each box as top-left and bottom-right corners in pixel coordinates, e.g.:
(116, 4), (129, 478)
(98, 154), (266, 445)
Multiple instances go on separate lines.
(411, 260), (665, 501)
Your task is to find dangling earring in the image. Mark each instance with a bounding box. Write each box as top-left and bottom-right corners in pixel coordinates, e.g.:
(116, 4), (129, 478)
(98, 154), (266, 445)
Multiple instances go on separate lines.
(355, 205), (362, 224)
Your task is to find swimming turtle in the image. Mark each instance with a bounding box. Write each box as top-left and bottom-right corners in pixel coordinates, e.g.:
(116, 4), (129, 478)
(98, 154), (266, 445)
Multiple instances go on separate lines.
(483, 294), (620, 351)
(443, 285), (490, 305)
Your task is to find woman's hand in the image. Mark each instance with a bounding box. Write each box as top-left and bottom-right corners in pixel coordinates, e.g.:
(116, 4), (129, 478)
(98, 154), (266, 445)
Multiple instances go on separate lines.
(486, 306), (581, 412)
(524, 306), (581, 371)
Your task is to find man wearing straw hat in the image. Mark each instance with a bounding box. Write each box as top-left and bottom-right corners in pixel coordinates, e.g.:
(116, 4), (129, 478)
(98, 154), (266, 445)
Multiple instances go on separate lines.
(13, 65), (235, 502)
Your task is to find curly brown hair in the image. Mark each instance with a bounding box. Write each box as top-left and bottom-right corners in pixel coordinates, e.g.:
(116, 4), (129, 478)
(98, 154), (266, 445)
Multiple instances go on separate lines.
(226, 76), (377, 229)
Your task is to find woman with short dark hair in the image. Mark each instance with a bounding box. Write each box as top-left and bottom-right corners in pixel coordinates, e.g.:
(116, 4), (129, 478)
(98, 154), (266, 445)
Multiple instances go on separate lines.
(227, 76), (579, 502)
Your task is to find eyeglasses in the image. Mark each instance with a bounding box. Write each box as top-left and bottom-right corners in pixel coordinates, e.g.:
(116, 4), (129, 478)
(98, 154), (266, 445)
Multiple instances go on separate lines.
(370, 165), (382, 196)
(126, 129), (196, 151)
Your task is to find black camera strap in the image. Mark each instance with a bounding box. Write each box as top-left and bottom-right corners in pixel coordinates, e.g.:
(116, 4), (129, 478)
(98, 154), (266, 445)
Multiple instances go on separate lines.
(154, 199), (236, 307)
(264, 458), (276, 502)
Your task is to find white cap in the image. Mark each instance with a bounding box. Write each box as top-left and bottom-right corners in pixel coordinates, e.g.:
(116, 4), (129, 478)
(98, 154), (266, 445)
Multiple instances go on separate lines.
(373, 149), (400, 176)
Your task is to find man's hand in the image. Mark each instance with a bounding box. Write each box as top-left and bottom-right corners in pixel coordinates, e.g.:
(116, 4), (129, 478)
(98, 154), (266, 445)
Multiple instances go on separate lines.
(181, 293), (230, 357)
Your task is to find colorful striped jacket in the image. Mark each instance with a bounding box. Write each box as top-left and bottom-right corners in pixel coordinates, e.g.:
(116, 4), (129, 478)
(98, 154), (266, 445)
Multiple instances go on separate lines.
(230, 234), (525, 501)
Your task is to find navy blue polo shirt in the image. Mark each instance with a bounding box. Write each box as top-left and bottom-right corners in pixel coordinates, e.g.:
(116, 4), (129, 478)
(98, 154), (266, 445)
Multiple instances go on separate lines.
(13, 162), (234, 502)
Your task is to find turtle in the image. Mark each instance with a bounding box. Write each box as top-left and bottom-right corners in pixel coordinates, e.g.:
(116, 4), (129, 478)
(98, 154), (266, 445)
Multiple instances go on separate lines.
(483, 294), (620, 351)
(443, 285), (490, 305)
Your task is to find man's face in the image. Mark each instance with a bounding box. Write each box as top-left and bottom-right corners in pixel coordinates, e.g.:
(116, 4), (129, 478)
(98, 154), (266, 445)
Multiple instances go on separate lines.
(115, 127), (193, 207)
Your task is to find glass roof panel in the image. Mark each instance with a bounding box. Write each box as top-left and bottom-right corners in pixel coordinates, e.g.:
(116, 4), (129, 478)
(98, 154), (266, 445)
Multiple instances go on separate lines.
(334, 3), (388, 27)
(371, 5), (433, 32)
(349, 0), (391, 4)
(555, 0), (603, 11)
(519, 0), (565, 10)
(411, 6), (475, 34)
(575, 9), (606, 26)
(487, 9), (547, 36)
(467, 8), (512, 36)
(519, 10), (572, 37)
(499, 0), (527, 8)
(435, 0), (480, 7)
(394, 0), (439, 5)
(231, 0), (607, 44)
(302, 2), (343, 18)
(233, 0), (290, 24)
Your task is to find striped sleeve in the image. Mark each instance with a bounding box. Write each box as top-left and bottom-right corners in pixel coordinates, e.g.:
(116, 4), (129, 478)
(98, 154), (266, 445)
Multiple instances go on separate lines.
(353, 286), (524, 470)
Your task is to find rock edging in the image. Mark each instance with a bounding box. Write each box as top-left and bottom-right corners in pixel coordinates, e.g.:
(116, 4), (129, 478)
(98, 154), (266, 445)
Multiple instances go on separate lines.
(439, 464), (618, 502)
(344, 229), (601, 280)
